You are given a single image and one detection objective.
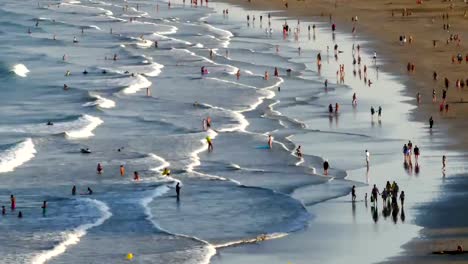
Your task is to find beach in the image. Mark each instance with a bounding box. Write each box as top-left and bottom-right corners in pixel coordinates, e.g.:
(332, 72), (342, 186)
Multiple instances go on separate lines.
(0, 0), (467, 263)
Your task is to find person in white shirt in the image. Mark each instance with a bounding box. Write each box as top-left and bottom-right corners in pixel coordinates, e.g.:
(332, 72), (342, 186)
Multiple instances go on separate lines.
(365, 150), (370, 167)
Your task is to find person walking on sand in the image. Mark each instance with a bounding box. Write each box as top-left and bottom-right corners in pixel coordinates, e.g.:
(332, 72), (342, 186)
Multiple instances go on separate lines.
(370, 106), (375, 118)
(414, 145), (420, 165)
(268, 135), (273, 149)
(371, 184), (380, 204)
(378, 106), (382, 120)
(323, 160), (330, 175)
(352, 93), (357, 105)
(365, 150), (370, 167)
(351, 185), (356, 202)
(400, 191), (405, 207)
(429, 116), (434, 129)
(10, 195), (16, 211)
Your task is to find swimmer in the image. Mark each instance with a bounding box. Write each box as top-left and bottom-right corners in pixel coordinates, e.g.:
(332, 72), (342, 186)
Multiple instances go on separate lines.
(46, 121), (54, 126)
(87, 187), (93, 195)
(1, 206), (5, 215)
(63, 84), (69, 90)
(73, 36), (78, 43)
(133, 171), (140, 181)
(120, 165), (125, 176)
(206, 136), (213, 152)
(83, 69), (88, 75)
(162, 168), (171, 176)
(97, 163), (103, 175)
(18, 211), (23, 218)
(268, 135), (273, 149)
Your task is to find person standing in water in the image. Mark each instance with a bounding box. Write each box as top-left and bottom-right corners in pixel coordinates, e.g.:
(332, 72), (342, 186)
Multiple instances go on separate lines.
(429, 116), (434, 129)
(176, 182), (181, 199)
(1, 206), (5, 216)
(10, 195), (16, 211)
(72, 185), (76, 196)
(351, 185), (356, 202)
(206, 136), (213, 152)
(442, 155), (447, 170)
(378, 106), (382, 120)
(120, 165), (125, 177)
(41, 201), (47, 216)
(414, 145), (420, 165)
(365, 150), (370, 167)
(268, 135), (273, 149)
(296, 146), (303, 158)
(323, 160), (330, 175)
(87, 187), (93, 195)
(97, 163), (103, 175)
(133, 171), (140, 181)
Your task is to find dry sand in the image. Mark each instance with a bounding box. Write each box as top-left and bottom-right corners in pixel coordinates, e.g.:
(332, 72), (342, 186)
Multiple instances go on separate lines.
(215, 0), (468, 262)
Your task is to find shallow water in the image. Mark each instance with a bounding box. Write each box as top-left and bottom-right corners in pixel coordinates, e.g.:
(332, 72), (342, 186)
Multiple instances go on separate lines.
(0, 0), (464, 263)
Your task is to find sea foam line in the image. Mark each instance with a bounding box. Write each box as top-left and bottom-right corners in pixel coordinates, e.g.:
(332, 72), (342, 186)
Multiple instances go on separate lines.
(11, 64), (30, 78)
(31, 199), (112, 264)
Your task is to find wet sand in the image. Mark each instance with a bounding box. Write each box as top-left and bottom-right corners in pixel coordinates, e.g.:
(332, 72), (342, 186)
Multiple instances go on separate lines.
(209, 0), (468, 263)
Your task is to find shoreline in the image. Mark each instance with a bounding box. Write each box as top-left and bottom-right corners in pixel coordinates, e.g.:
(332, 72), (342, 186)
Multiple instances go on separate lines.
(208, 0), (468, 263)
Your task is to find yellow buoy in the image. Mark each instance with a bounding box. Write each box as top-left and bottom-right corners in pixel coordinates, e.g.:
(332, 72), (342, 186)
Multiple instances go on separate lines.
(126, 253), (134, 260)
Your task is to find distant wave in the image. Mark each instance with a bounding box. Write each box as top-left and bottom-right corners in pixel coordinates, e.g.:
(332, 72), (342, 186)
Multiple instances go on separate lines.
(30, 199), (112, 264)
(83, 93), (116, 109)
(64, 115), (103, 139)
(122, 74), (152, 94)
(0, 138), (36, 173)
(11, 64), (30, 77)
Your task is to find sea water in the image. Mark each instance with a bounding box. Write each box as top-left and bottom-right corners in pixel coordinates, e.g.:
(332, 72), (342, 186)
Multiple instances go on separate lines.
(0, 0), (462, 263)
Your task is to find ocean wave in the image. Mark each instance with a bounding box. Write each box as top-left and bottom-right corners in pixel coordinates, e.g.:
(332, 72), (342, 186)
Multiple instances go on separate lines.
(11, 64), (30, 77)
(30, 199), (112, 264)
(0, 138), (36, 173)
(64, 115), (104, 139)
(122, 74), (152, 94)
(83, 93), (116, 109)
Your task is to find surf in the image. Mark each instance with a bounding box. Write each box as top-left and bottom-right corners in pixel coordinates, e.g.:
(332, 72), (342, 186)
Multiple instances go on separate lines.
(0, 138), (36, 173)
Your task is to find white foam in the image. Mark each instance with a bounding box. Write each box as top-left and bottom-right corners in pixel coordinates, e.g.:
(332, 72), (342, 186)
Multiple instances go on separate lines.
(149, 153), (171, 172)
(83, 93), (116, 109)
(122, 75), (152, 94)
(11, 64), (30, 78)
(194, 43), (204, 48)
(0, 138), (36, 173)
(214, 232), (288, 248)
(31, 199), (112, 264)
(87, 25), (101, 31)
(65, 115), (103, 139)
